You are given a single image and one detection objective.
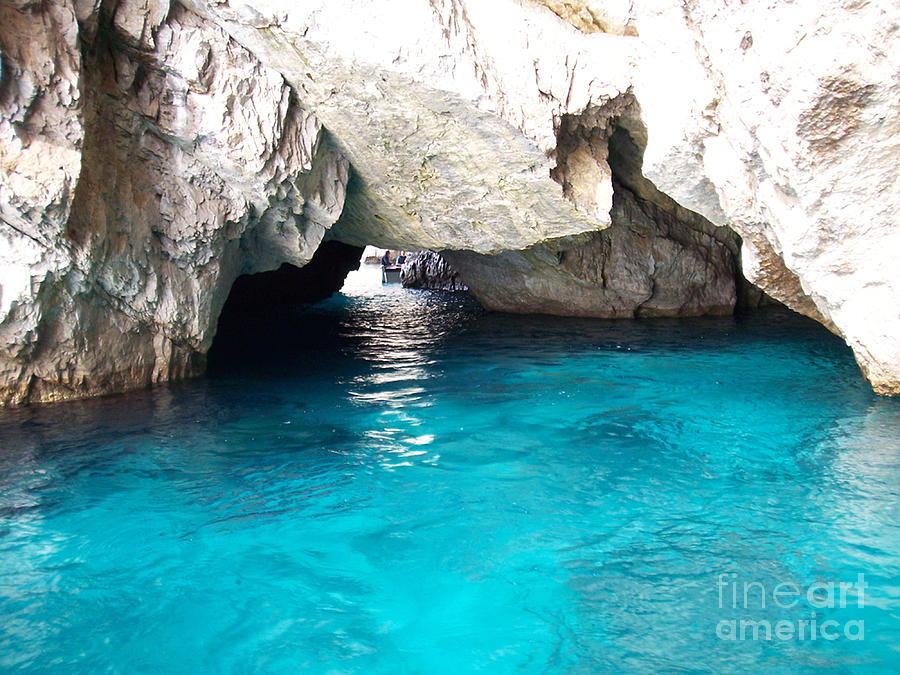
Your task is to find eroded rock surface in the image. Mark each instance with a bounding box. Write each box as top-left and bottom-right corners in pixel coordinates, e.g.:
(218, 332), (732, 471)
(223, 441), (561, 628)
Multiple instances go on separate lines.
(401, 252), (468, 292)
(180, 0), (900, 394)
(0, 1), (348, 405)
(628, 0), (900, 394)
(445, 180), (738, 318)
(1, 0), (898, 402)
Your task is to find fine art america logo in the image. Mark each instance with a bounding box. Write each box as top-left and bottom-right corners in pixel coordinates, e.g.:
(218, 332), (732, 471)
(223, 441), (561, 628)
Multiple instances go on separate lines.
(715, 573), (866, 641)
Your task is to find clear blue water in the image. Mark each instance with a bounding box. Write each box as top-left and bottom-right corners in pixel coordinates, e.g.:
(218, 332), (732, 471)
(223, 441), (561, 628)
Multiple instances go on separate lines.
(1, 264), (899, 673)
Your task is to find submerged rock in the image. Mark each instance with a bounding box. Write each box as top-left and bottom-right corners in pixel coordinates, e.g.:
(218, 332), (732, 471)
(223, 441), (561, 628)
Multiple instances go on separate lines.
(401, 252), (469, 292)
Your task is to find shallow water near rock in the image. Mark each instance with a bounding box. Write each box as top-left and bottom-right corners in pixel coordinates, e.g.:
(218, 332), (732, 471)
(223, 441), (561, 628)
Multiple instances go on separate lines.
(1, 265), (899, 672)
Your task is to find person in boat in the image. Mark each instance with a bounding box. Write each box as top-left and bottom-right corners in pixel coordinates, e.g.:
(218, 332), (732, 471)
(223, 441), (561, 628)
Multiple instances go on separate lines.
(380, 250), (392, 267)
(396, 251), (406, 265)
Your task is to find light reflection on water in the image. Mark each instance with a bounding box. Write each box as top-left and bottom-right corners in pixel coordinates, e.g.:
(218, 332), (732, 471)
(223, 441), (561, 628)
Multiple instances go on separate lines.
(0, 263), (899, 672)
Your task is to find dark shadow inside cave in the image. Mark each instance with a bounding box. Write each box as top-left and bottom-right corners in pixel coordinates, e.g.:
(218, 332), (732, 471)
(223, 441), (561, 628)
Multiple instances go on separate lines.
(207, 240), (363, 374)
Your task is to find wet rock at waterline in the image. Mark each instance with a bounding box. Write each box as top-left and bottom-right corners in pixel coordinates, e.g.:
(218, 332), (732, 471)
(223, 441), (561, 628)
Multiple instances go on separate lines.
(444, 180), (739, 318)
(401, 252), (469, 292)
(1, 0), (898, 403)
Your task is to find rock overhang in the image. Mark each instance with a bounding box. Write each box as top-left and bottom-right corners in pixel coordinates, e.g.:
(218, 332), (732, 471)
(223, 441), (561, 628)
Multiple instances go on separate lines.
(1, 0), (898, 404)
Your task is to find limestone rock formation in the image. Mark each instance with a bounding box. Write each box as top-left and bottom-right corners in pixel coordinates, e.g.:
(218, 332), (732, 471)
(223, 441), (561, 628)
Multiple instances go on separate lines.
(1, 0), (898, 402)
(164, 0), (900, 395)
(178, 0), (625, 253)
(0, 1), (349, 405)
(444, 180), (738, 317)
(628, 0), (900, 394)
(401, 252), (468, 292)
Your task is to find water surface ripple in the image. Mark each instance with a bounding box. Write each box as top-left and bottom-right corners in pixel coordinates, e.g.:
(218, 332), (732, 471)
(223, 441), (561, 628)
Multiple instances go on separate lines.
(1, 266), (899, 672)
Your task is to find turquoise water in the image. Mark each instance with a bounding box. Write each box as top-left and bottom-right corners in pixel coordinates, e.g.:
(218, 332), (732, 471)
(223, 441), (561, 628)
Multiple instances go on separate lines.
(1, 265), (899, 672)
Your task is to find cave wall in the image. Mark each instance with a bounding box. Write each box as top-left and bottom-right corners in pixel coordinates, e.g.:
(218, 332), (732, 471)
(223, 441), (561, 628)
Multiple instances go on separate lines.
(628, 0), (900, 394)
(401, 252), (469, 292)
(0, 0), (348, 405)
(444, 178), (740, 318)
(440, 96), (763, 320)
(1, 0), (898, 403)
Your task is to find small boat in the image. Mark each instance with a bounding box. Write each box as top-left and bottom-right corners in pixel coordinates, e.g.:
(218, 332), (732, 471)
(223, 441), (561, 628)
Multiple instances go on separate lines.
(382, 265), (402, 284)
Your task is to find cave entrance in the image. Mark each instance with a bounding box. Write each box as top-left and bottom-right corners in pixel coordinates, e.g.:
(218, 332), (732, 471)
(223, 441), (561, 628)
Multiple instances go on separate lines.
(206, 236), (476, 380)
(206, 240), (465, 373)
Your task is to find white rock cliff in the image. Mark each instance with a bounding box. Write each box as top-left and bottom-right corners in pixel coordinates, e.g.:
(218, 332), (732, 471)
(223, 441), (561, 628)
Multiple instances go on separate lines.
(0, 0), (897, 403)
